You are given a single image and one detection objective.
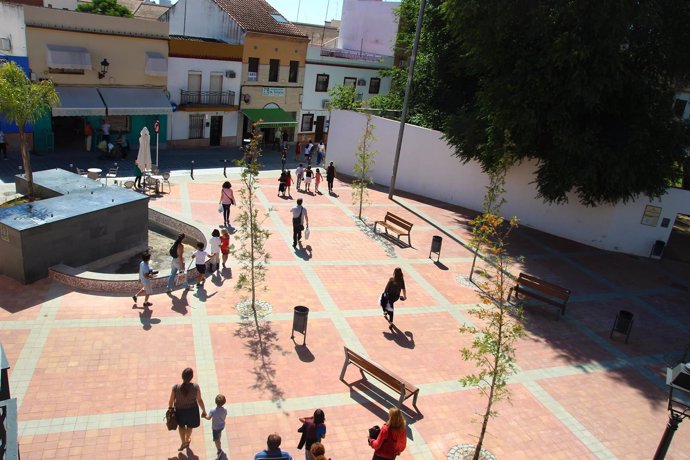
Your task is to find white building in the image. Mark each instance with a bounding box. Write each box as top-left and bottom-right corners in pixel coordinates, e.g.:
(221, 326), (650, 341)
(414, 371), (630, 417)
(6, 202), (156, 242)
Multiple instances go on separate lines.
(339, 0), (399, 56)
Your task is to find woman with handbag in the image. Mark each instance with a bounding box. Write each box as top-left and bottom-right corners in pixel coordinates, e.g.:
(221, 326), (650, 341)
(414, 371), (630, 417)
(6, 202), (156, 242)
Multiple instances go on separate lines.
(168, 368), (207, 452)
(382, 268), (406, 328)
(219, 181), (235, 228)
(368, 407), (407, 460)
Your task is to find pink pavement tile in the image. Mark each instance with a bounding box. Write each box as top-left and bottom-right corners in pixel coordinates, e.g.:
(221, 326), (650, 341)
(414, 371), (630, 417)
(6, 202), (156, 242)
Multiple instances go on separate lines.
(211, 319), (346, 403)
(347, 312), (478, 385)
(19, 423), (208, 460)
(571, 253), (676, 291)
(186, 182), (225, 202)
(314, 265), (437, 310)
(150, 198), (183, 215)
(260, 265), (324, 314)
(261, 232), (303, 261)
(417, 385), (597, 460)
(415, 202), (480, 228)
(347, 205), (437, 230)
(413, 261), (482, 304)
(20, 325), (195, 420)
(335, 187), (399, 205)
(394, 228), (475, 260)
(0, 276), (50, 321)
(639, 291), (690, 325)
(0, 329), (30, 378)
(272, 202), (355, 228)
(299, 229), (393, 261)
(539, 369), (690, 460)
(56, 291), (188, 319)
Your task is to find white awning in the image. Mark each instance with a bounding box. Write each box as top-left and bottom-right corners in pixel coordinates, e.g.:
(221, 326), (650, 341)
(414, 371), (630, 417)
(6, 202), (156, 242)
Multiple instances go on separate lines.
(52, 86), (106, 116)
(46, 44), (92, 70)
(145, 51), (167, 77)
(98, 87), (172, 115)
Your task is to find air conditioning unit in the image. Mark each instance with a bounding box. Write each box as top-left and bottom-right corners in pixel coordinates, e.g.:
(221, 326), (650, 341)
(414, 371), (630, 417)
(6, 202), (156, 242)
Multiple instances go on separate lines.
(247, 71), (258, 81)
(321, 99), (330, 109)
(0, 37), (11, 52)
(357, 78), (366, 86)
(225, 70), (236, 78)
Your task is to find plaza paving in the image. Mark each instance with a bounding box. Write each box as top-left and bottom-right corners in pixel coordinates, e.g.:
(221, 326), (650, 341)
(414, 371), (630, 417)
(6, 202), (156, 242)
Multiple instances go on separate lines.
(1, 163), (690, 459)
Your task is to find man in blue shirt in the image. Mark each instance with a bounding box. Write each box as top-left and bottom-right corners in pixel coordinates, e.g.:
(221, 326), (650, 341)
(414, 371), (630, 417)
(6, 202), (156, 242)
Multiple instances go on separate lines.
(254, 433), (293, 460)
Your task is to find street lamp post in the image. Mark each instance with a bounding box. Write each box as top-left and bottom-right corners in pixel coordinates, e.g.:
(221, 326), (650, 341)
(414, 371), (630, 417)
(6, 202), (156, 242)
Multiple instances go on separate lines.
(653, 361), (690, 459)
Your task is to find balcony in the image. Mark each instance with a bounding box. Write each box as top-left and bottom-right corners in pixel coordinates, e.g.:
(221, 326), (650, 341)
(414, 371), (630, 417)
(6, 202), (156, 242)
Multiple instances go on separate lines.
(179, 90), (236, 107)
(319, 48), (386, 62)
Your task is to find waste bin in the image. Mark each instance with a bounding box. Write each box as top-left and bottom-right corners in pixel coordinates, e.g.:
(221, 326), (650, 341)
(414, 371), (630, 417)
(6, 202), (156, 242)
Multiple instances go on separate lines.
(650, 240), (665, 260)
(291, 306), (310, 345)
(610, 310), (634, 344)
(429, 236), (443, 262)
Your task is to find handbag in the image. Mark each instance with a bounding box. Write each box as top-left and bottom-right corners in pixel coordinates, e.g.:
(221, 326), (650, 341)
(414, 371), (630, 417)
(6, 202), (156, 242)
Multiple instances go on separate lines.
(165, 407), (177, 431)
(304, 227), (310, 240)
(368, 425), (381, 441)
(217, 204), (223, 213)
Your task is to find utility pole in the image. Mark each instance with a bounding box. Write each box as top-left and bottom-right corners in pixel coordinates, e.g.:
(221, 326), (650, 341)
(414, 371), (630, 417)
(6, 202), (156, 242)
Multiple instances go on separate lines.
(388, 0), (426, 199)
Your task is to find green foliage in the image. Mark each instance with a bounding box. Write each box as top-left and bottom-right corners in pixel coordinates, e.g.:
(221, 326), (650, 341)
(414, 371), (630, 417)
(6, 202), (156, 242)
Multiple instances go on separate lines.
(77, 0), (133, 17)
(0, 61), (60, 200)
(328, 84), (361, 111)
(469, 166), (507, 281)
(352, 114), (378, 219)
(230, 125), (271, 312)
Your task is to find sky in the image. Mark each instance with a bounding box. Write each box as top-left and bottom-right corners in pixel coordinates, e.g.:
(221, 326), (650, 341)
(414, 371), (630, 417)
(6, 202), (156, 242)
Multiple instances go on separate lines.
(265, 0), (342, 25)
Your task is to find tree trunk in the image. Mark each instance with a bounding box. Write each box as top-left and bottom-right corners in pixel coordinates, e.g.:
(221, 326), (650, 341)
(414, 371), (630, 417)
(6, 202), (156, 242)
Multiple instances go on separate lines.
(19, 127), (34, 200)
(249, 179), (256, 312)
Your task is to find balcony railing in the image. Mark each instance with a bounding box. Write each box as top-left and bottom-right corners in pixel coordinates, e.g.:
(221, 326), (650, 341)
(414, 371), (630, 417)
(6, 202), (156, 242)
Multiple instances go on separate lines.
(320, 48), (385, 62)
(180, 90), (236, 106)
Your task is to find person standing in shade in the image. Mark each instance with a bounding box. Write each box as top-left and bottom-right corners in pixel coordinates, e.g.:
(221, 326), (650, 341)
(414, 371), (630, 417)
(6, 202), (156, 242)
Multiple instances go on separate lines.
(83, 122), (93, 152)
(167, 233), (189, 293)
(368, 407), (407, 460)
(382, 267), (406, 328)
(219, 181), (235, 228)
(134, 160), (143, 189)
(326, 162), (336, 194)
(254, 433), (293, 460)
(280, 148), (287, 171)
(0, 130), (6, 160)
(291, 198), (309, 248)
(295, 141), (301, 161)
(133, 252), (155, 308)
(169, 368), (207, 452)
(282, 130), (289, 150)
(101, 119), (111, 142)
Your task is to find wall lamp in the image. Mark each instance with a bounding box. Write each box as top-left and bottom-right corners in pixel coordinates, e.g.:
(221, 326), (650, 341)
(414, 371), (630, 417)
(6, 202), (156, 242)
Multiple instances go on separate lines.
(98, 58), (110, 79)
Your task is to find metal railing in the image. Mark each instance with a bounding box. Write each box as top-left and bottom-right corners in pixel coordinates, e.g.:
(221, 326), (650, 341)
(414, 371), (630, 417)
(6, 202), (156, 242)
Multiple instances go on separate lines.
(180, 90), (236, 106)
(319, 48), (385, 62)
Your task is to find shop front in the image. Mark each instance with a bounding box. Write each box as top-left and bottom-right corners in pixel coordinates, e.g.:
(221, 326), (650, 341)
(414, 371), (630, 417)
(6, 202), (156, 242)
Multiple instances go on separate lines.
(240, 107), (297, 150)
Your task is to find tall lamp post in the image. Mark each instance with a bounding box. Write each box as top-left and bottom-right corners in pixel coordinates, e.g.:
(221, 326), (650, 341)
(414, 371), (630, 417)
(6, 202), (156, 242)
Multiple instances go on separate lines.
(653, 361), (690, 459)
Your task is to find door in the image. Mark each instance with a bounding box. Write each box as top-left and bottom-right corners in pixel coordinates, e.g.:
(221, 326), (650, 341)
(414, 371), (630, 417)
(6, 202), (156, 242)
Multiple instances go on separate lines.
(187, 72), (201, 104)
(315, 116), (325, 142)
(210, 116), (223, 146)
(209, 73), (223, 105)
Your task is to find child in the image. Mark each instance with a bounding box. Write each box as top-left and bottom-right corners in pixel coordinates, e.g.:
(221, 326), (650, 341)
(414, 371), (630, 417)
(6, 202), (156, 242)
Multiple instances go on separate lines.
(285, 170), (293, 197)
(204, 394), (228, 459)
(192, 242), (209, 287)
(314, 168), (322, 194)
(220, 229), (230, 268)
(133, 252), (155, 308)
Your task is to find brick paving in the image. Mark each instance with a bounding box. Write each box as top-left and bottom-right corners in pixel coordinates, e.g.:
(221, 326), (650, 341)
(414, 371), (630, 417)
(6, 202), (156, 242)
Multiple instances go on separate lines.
(1, 165), (690, 459)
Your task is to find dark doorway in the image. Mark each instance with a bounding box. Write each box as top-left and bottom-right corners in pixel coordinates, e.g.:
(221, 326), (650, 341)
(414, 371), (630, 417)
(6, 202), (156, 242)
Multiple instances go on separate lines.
(52, 116), (84, 149)
(664, 214), (690, 263)
(315, 116), (325, 142)
(210, 116), (223, 146)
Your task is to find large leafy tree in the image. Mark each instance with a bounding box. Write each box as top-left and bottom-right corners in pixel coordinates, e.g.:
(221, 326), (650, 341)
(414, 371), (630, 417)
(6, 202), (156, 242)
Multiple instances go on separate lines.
(0, 62), (60, 200)
(77, 0), (133, 17)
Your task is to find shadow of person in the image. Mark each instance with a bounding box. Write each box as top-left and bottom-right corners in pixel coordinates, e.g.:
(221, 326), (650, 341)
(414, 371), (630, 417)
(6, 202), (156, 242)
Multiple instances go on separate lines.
(383, 323), (415, 349)
(138, 308), (160, 331)
(168, 447), (200, 460)
(168, 289), (190, 315)
(294, 343), (315, 362)
(221, 267), (233, 279)
(296, 244), (312, 261)
(194, 286), (216, 302)
(329, 191), (339, 198)
(211, 270), (224, 287)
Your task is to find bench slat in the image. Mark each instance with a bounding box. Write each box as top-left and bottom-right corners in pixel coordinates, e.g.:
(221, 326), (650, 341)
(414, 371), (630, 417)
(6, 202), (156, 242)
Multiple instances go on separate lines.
(384, 212), (413, 231)
(342, 348), (418, 396)
(516, 277), (570, 300)
(518, 273), (571, 294)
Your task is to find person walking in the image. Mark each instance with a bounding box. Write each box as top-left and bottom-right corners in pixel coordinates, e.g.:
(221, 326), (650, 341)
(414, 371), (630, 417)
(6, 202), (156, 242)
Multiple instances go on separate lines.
(133, 252), (155, 308)
(203, 394), (228, 459)
(294, 141), (301, 161)
(281, 148), (287, 170)
(317, 141), (325, 167)
(368, 407), (407, 460)
(83, 122), (93, 152)
(278, 170), (287, 197)
(297, 409), (326, 460)
(208, 229), (221, 273)
(133, 161), (143, 189)
(382, 268), (406, 328)
(101, 119), (111, 141)
(305, 140), (314, 165)
(282, 130), (289, 150)
(291, 198), (309, 248)
(285, 170), (293, 198)
(314, 169), (322, 194)
(192, 242), (209, 287)
(295, 164), (305, 192)
(169, 368), (207, 452)
(326, 162), (336, 194)
(219, 181), (235, 228)
(167, 233), (189, 293)
(304, 166), (313, 193)
(220, 229), (230, 268)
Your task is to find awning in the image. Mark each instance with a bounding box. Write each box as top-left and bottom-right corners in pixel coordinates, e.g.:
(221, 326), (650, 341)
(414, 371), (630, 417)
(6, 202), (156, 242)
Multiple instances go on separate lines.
(98, 87), (172, 115)
(145, 51), (167, 77)
(52, 86), (106, 116)
(46, 44), (92, 70)
(241, 108), (297, 128)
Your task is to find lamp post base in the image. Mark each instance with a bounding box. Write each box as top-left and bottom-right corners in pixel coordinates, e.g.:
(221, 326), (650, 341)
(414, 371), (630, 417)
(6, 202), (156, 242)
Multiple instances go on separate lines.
(653, 413), (683, 460)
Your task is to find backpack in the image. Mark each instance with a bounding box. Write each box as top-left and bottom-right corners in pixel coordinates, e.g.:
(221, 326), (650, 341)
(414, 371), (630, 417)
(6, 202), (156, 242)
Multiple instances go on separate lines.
(169, 241), (179, 258)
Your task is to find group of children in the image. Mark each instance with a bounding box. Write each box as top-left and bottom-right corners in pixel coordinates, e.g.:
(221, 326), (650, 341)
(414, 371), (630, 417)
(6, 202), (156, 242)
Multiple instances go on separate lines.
(294, 139), (326, 167)
(189, 228), (230, 287)
(279, 164), (323, 197)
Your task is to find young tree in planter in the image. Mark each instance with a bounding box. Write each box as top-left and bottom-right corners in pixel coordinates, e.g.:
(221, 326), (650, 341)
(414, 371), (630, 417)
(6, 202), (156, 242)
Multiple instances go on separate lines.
(352, 114), (378, 220)
(0, 62), (60, 201)
(231, 124), (271, 317)
(460, 196), (524, 460)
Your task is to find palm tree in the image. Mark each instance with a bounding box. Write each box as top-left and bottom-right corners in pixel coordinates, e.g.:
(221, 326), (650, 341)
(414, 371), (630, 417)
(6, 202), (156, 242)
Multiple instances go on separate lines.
(0, 61), (60, 200)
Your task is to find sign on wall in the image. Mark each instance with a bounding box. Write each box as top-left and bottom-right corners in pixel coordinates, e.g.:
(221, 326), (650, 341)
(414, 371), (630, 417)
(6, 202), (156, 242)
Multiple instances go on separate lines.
(262, 87), (285, 97)
(641, 205), (662, 226)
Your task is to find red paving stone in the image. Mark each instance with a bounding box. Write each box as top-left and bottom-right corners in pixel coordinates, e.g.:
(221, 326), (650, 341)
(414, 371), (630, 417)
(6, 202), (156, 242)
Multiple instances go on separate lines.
(0, 329), (29, 378)
(571, 253), (677, 291)
(412, 261), (482, 304)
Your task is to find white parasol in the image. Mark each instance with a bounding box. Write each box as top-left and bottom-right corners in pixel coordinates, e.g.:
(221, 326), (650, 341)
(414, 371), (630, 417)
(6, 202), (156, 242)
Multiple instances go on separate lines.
(136, 126), (152, 171)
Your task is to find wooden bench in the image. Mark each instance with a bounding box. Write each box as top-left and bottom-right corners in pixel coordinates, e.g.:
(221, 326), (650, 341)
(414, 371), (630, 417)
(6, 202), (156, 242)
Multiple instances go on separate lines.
(508, 272), (571, 319)
(374, 212), (413, 246)
(339, 346), (420, 412)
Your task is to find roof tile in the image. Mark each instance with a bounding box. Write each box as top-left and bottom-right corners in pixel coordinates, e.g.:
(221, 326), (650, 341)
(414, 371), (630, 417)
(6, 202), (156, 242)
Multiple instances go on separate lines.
(212, 0), (307, 38)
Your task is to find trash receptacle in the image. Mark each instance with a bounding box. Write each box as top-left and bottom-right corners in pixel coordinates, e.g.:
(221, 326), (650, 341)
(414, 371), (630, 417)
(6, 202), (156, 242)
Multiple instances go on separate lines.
(650, 240), (665, 260)
(429, 236), (443, 262)
(610, 310), (634, 344)
(291, 306), (309, 345)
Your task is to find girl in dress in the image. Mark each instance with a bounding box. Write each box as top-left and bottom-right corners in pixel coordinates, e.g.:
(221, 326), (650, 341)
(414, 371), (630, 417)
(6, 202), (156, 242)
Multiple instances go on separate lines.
(314, 169), (322, 194)
(220, 229), (230, 268)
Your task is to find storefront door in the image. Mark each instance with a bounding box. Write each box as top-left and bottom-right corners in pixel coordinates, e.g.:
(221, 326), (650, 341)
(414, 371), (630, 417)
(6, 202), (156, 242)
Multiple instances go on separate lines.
(315, 116), (325, 142)
(210, 116), (223, 146)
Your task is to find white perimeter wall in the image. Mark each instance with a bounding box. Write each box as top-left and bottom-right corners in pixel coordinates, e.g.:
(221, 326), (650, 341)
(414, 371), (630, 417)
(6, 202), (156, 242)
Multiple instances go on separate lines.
(327, 110), (690, 256)
(339, 0), (399, 56)
(0, 3), (27, 58)
(167, 57), (242, 140)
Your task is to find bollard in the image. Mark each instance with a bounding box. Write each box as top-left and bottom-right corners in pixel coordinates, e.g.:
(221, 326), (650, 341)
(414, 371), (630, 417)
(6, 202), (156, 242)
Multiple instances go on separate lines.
(190, 160), (194, 179)
(223, 159), (227, 177)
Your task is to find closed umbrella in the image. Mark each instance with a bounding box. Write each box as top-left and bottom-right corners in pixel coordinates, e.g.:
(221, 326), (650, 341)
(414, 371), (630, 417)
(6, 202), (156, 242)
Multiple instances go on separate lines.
(136, 127), (152, 172)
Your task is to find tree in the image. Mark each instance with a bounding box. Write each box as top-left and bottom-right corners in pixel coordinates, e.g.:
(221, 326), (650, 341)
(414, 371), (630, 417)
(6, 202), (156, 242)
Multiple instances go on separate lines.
(77, 0), (132, 17)
(352, 114), (378, 219)
(0, 62), (60, 200)
(230, 124), (271, 317)
(328, 84), (361, 111)
(460, 198), (524, 460)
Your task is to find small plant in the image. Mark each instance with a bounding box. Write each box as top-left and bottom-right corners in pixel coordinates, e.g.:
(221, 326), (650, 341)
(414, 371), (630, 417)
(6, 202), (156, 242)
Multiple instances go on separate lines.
(328, 84), (361, 111)
(230, 124), (271, 317)
(352, 114), (378, 219)
(469, 167), (507, 282)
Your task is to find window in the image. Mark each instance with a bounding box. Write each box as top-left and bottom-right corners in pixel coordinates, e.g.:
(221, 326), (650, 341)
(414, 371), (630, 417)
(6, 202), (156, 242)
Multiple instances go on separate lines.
(209, 73), (223, 104)
(189, 114), (204, 139)
(106, 116), (130, 133)
(269, 59), (280, 82)
(343, 77), (356, 88)
(673, 98), (688, 118)
(315, 74), (329, 92)
(187, 71), (202, 103)
(48, 68), (84, 75)
(301, 113), (314, 132)
(369, 77), (381, 94)
(289, 60), (299, 83)
(270, 13), (288, 23)
(248, 57), (259, 81)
